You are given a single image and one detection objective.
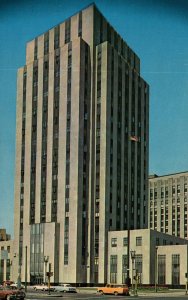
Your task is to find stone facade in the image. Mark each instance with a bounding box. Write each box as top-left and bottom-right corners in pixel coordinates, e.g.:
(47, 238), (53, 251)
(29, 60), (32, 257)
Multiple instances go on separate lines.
(149, 172), (188, 239)
(13, 4), (149, 284)
(108, 229), (188, 286)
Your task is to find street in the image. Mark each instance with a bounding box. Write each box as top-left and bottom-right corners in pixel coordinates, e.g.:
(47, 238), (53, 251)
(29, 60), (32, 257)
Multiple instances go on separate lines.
(25, 290), (188, 300)
(26, 296), (188, 300)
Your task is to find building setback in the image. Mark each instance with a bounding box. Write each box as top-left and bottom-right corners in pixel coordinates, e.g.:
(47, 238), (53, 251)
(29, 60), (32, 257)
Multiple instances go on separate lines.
(149, 172), (188, 239)
(13, 3), (149, 285)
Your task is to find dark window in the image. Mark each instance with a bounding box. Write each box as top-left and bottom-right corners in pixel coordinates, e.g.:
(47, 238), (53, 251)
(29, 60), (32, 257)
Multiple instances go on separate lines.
(110, 255), (117, 283)
(111, 238), (117, 247)
(136, 236), (142, 246)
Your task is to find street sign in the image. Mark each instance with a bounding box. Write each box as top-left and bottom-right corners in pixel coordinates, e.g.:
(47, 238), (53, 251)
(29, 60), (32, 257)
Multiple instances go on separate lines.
(46, 272), (53, 277)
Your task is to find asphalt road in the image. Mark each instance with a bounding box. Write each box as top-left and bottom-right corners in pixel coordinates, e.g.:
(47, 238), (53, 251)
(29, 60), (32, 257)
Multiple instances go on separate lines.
(25, 292), (188, 300)
(26, 296), (188, 300)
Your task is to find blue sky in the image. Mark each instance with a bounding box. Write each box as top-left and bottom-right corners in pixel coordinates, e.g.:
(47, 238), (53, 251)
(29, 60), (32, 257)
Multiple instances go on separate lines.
(0, 0), (188, 236)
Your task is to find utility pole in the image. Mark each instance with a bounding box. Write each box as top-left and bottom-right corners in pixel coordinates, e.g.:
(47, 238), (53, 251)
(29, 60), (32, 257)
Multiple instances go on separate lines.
(155, 246), (158, 292)
(24, 246), (27, 292)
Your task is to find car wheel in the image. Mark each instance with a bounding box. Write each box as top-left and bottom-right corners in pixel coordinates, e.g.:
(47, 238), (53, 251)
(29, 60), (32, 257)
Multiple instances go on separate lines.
(99, 290), (104, 295)
(114, 291), (118, 296)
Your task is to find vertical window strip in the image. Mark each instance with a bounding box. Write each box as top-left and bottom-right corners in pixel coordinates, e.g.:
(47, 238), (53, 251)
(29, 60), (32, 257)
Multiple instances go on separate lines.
(110, 48), (114, 216)
(34, 38), (38, 61)
(40, 59), (49, 223)
(122, 254), (128, 283)
(137, 79), (142, 228)
(64, 217), (69, 265)
(99, 14), (103, 43)
(116, 57), (122, 230)
(82, 45), (89, 264)
(19, 68), (27, 266)
(51, 53), (60, 222)
(44, 32), (49, 55)
(78, 12), (82, 37)
(130, 70), (136, 228)
(30, 63), (38, 224)
(54, 26), (60, 50)
(124, 65), (129, 229)
(94, 46), (102, 276)
(64, 44), (72, 265)
(65, 19), (71, 44)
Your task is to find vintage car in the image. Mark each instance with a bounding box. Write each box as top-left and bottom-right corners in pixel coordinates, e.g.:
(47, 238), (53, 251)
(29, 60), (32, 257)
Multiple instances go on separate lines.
(32, 284), (54, 291)
(0, 286), (25, 299)
(10, 283), (25, 290)
(97, 284), (129, 296)
(53, 283), (77, 293)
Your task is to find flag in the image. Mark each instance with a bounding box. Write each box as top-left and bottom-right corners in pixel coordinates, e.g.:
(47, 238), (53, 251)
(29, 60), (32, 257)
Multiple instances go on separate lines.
(130, 136), (139, 142)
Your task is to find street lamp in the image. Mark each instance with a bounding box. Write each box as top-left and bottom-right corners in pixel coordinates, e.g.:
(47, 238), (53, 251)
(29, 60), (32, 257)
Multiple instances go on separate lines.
(130, 250), (136, 295)
(155, 246), (158, 292)
(43, 256), (49, 284)
(17, 265), (22, 289)
(25, 246), (27, 292)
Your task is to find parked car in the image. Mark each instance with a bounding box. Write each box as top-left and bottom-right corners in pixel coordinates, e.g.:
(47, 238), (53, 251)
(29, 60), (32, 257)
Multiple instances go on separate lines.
(33, 284), (54, 291)
(2, 281), (14, 287)
(10, 283), (25, 290)
(54, 284), (77, 293)
(0, 286), (25, 299)
(97, 284), (129, 296)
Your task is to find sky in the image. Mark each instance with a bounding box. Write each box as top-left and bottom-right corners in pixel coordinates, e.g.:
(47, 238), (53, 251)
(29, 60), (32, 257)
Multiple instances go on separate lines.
(0, 0), (188, 236)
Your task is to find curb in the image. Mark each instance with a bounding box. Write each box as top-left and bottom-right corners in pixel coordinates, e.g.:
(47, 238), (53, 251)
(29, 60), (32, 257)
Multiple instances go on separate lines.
(26, 293), (63, 298)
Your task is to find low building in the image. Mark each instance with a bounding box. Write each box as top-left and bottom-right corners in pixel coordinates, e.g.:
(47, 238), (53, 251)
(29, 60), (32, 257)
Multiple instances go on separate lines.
(108, 229), (188, 286)
(0, 229), (11, 241)
(0, 229), (14, 282)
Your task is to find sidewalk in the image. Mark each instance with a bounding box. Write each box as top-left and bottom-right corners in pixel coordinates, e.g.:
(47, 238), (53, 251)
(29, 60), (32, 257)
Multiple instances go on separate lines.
(136, 289), (187, 297)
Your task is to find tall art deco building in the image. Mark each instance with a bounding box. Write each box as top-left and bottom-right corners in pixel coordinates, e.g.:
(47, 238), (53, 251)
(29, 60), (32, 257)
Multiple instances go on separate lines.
(14, 4), (149, 285)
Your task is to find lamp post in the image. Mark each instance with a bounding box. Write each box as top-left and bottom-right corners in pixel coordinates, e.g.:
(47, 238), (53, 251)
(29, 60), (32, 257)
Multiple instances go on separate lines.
(43, 256), (49, 284)
(130, 250), (136, 295)
(24, 246), (27, 292)
(17, 265), (22, 289)
(155, 246), (158, 292)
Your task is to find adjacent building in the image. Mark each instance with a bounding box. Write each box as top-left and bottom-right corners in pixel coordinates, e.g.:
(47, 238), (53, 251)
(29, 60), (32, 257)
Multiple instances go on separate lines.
(0, 229), (11, 242)
(149, 172), (188, 239)
(13, 3), (149, 285)
(108, 229), (188, 285)
(0, 229), (14, 282)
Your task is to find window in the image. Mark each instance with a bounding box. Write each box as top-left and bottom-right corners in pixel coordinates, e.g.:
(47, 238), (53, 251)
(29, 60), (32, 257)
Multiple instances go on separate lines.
(110, 255), (117, 283)
(123, 237), (128, 246)
(172, 254), (180, 285)
(158, 255), (166, 284)
(135, 254), (143, 280)
(122, 255), (128, 284)
(136, 236), (142, 246)
(111, 238), (117, 247)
